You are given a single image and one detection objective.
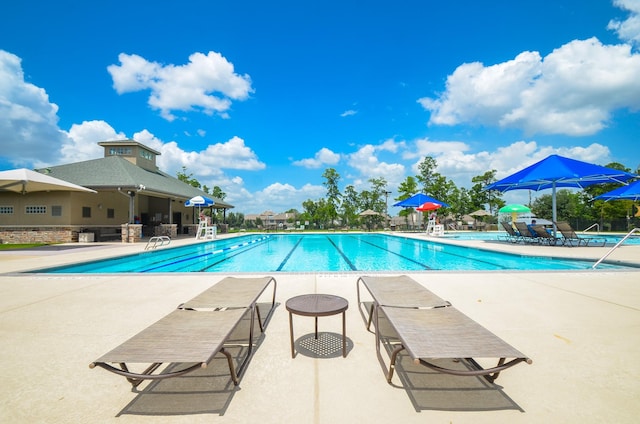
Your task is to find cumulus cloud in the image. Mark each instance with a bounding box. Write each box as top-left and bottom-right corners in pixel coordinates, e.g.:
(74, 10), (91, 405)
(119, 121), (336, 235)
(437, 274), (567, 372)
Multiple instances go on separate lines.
(0, 50), (71, 167)
(236, 182), (325, 213)
(61, 120), (125, 163)
(107, 51), (253, 121)
(419, 38), (640, 136)
(292, 147), (341, 168)
(608, 0), (640, 47)
(347, 143), (406, 189)
(416, 139), (614, 190)
(129, 130), (265, 178)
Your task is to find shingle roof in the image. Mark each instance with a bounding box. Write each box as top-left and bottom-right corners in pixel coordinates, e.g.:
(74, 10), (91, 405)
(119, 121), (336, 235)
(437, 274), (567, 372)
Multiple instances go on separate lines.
(37, 156), (233, 209)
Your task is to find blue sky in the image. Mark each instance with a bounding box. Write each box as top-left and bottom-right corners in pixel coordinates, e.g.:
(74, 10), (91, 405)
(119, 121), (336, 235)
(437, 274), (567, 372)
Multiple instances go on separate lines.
(1, 0), (639, 215)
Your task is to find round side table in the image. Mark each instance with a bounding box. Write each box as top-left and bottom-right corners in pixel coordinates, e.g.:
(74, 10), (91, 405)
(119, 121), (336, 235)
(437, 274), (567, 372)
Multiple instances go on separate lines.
(286, 294), (349, 358)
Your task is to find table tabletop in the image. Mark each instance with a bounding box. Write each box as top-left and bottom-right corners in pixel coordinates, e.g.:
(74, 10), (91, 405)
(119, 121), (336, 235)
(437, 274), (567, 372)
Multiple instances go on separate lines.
(286, 294), (348, 317)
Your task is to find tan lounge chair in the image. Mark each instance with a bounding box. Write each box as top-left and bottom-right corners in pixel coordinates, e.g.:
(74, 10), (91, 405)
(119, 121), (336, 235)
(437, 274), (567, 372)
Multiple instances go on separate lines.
(356, 274), (451, 331)
(514, 222), (540, 244)
(500, 221), (522, 243)
(530, 225), (561, 246)
(555, 221), (606, 247)
(90, 276), (277, 387)
(357, 275), (531, 384)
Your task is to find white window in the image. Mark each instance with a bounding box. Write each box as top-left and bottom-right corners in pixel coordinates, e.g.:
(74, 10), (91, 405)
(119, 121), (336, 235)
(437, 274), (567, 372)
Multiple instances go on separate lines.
(0, 206), (14, 214)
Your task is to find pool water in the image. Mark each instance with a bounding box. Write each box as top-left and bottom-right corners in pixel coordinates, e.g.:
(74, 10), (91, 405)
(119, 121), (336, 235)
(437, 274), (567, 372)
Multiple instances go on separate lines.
(35, 233), (636, 273)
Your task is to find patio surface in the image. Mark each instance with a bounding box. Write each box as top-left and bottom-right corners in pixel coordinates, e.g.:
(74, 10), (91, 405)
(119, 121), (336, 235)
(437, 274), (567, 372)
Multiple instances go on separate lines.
(1, 232), (639, 423)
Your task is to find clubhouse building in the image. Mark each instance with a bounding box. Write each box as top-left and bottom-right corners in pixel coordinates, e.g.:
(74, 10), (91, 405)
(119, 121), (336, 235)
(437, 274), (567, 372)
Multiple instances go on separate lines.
(0, 140), (232, 244)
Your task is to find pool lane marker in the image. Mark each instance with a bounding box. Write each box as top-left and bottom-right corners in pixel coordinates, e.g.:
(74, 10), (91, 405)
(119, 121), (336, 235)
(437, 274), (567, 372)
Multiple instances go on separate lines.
(275, 236), (304, 271)
(326, 236), (357, 270)
(350, 234), (433, 270)
(140, 235), (272, 272)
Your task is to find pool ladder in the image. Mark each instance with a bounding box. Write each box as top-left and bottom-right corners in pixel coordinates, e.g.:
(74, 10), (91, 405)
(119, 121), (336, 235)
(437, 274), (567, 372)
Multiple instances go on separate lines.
(145, 236), (171, 250)
(592, 228), (639, 269)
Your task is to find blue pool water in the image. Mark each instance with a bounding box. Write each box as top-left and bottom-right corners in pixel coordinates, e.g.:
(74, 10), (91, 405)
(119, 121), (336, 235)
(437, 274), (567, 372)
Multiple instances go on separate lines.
(34, 233), (637, 273)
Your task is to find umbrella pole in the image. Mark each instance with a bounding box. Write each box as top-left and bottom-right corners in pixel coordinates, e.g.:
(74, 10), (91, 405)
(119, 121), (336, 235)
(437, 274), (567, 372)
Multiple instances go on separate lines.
(552, 183), (557, 237)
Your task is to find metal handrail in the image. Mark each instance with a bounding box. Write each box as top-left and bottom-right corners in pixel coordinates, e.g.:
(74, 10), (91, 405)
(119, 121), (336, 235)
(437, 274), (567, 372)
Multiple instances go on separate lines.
(592, 228), (640, 269)
(582, 223), (599, 233)
(145, 236), (171, 250)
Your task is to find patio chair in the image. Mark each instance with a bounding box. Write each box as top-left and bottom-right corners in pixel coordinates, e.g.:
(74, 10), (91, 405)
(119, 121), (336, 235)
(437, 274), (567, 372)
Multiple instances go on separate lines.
(530, 225), (562, 246)
(90, 276), (277, 387)
(500, 222), (522, 243)
(555, 221), (606, 247)
(514, 222), (540, 244)
(356, 275), (531, 384)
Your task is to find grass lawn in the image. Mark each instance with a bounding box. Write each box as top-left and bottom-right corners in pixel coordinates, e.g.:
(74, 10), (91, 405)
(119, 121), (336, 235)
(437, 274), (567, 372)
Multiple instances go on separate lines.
(0, 243), (49, 250)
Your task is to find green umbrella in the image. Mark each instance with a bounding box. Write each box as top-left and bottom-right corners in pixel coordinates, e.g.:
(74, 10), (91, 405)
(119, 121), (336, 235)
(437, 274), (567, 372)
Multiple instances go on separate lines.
(499, 204), (531, 223)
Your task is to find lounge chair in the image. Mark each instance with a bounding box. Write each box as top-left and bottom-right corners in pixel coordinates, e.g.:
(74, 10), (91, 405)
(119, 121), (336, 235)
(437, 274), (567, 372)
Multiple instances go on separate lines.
(356, 274), (451, 331)
(530, 225), (561, 246)
(500, 222), (522, 243)
(555, 221), (606, 247)
(90, 276), (277, 387)
(357, 275), (531, 384)
(514, 222), (540, 244)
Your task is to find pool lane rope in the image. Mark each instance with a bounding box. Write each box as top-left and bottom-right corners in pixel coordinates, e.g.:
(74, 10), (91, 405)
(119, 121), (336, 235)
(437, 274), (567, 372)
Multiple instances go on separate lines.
(141, 235), (272, 272)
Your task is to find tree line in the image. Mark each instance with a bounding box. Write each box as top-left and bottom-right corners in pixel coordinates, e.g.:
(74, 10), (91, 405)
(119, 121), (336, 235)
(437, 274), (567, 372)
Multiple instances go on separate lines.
(179, 158), (639, 232)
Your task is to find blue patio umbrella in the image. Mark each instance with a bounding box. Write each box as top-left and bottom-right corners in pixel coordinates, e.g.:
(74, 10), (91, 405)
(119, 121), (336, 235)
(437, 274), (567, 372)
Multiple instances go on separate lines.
(185, 195), (216, 222)
(185, 195), (215, 207)
(393, 193), (450, 208)
(485, 154), (637, 235)
(594, 179), (640, 202)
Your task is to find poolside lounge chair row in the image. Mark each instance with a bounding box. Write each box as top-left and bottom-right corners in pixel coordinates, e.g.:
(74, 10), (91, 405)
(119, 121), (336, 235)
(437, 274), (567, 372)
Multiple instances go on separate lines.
(501, 221), (605, 247)
(92, 275), (529, 399)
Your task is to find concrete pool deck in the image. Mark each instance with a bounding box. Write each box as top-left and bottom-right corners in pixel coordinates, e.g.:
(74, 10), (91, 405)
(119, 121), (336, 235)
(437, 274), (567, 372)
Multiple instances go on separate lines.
(1, 232), (639, 423)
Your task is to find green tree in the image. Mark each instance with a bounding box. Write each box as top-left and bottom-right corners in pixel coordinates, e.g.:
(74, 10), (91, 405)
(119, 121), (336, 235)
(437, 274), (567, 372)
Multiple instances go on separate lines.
(396, 176), (419, 229)
(176, 166), (202, 189)
(322, 168), (341, 227)
(416, 156), (438, 194)
(341, 185), (359, 228)
(470, 170), (501, 214)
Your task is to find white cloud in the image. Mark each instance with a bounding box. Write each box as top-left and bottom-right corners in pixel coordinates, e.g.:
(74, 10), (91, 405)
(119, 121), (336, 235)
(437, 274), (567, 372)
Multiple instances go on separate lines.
(235, 182), (325, 214)
(61, 121), (125, 163)
(340, 109), (357, 117)
(0, 50), (70, 167)
(347, 143), (406, 189)
(419, 38), (640, 136)
(404, 138), (470, 160)
(292, 147), (341, 168)
(129, 131), (265, 179)
(609, 0), (640, 46)
(107, 51), (253, 121)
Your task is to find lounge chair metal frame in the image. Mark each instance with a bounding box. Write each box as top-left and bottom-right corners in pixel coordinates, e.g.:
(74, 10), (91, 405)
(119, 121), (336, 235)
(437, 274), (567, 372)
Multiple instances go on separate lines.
(530, 225), (562, 246)
(514, 222), (541, 244)
(555, 221), (606, 247)
(90, 276), (277, 388)
(357, 275), (531, 384)
(499, 222), (522, 243)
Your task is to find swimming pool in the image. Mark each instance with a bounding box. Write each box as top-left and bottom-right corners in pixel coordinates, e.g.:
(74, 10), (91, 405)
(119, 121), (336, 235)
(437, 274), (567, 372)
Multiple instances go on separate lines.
(33, 233), (636, 273)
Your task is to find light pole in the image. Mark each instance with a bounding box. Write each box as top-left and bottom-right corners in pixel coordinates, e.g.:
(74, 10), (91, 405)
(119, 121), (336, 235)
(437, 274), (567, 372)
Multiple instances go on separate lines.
(384, 190), (391, 228)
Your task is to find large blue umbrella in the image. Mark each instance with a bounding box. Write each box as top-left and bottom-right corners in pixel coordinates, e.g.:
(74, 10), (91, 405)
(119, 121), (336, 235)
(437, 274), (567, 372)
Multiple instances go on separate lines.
(393, 193), (449, 208)
(485, 154), (637, 234)
(185, 195), (215, 207)
(594, 179), (640, 202)
(185, 195), (216, 222)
